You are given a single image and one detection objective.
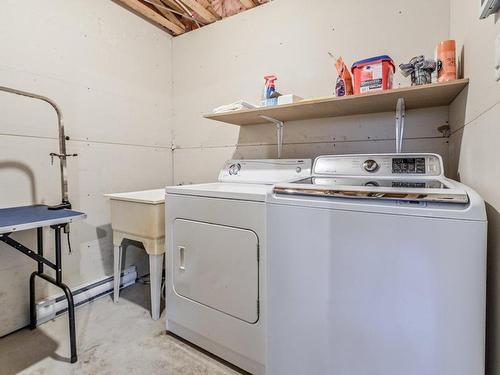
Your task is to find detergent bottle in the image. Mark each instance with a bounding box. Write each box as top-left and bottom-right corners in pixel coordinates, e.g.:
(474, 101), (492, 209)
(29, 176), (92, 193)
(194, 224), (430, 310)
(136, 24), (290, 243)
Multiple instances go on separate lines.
(262, 75), (278, 106)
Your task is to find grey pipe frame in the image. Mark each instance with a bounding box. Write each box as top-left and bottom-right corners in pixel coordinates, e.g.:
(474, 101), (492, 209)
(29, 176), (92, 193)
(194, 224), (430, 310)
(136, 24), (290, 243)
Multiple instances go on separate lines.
(0, 85), (73, 207)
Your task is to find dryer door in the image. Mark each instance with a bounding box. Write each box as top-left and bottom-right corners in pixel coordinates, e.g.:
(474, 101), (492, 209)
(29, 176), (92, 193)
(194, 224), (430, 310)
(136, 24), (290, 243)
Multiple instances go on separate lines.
(173, 219), (259, 323)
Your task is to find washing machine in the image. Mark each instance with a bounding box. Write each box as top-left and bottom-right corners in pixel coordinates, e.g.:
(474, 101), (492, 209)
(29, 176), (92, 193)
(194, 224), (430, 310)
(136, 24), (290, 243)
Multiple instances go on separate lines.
(165, 159), (311, 375)
(267, 153), (487, 375)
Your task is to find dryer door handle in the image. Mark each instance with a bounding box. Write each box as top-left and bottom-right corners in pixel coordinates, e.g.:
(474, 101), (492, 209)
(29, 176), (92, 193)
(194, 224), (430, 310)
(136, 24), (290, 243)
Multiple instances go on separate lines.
(178, 246), (186, 271)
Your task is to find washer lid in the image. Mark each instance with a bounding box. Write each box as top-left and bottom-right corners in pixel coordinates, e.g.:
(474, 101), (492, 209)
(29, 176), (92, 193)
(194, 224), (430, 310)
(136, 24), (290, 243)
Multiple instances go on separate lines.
(274, 177), (468, 204)
(269, 177), (486, 221)
(275, 153), (469, 204)
(166, 182), (272, 201)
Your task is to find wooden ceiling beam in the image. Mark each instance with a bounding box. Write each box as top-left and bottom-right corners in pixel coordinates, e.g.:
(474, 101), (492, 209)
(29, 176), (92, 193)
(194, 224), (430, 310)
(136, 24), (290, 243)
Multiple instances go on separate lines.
(147, 0), (186, 31)
(239, 0), (256, 9)
(115, 0), (185, 35)
(160, 0), (184, 13)
(178, 0), (219, 23)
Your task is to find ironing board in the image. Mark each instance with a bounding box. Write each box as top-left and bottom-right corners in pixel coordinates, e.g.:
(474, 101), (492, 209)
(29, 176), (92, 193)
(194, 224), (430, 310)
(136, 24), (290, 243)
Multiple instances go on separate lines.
(0, 205), (86, 363)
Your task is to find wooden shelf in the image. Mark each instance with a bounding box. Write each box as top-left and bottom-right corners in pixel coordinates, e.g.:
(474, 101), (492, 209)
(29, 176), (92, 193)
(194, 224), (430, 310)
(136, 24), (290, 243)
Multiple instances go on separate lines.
(204, 79), (469, 126)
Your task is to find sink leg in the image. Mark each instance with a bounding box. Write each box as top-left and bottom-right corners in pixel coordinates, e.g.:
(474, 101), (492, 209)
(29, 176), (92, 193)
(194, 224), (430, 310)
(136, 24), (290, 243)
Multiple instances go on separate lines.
(149, 254), (164, 320)
(113, 245), (123, 303)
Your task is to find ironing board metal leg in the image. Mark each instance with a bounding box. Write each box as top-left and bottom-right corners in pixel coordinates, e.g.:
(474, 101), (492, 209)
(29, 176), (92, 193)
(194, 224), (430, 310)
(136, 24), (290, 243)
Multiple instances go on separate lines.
(29, 272), (37, 329)
(30, 229), (44, 330)
(54, 226), (62, 284)
(51, 223), (77, 363)
(113, 245), (123, 303)
(37, 228), (44, 274)
(29, 225), (78, 363)
(0, 210), (83, 364)
(149, 254), (164, 320)
(35, 272), (78, 363)
(60, 282), (77, 363)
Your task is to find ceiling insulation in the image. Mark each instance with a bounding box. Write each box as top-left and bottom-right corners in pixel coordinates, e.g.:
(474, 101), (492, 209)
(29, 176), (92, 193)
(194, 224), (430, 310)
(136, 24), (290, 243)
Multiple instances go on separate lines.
(114, 0), (269, 36)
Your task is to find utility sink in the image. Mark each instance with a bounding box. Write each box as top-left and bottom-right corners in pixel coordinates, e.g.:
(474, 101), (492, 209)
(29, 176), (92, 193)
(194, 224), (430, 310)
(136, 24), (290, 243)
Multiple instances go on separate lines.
(104, 189), (165, 254)
(104, 188), (166, 321)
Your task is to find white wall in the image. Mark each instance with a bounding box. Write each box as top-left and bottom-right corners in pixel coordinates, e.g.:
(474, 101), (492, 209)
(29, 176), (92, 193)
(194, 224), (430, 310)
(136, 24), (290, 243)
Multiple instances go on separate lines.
(0, 0), (173, 335)
(448, 2), (500, 374)
(3, 1), (496, 364)
(172, 0), (451, 184)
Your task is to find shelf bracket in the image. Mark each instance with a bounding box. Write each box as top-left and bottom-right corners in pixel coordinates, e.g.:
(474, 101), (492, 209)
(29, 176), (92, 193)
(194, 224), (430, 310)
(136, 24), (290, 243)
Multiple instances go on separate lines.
(395, 98), (406, 154)
(259, 115), (284, 159)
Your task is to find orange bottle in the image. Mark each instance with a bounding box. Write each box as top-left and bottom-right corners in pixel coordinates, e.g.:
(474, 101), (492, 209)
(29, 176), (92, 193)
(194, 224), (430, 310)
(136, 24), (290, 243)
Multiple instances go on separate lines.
(437, 40), (457, 82)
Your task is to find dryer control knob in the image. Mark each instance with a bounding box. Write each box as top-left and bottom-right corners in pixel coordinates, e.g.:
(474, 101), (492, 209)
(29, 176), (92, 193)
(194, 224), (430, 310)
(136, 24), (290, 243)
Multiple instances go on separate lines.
(363, 159), (379, 173)
(228, 163), (241, 175)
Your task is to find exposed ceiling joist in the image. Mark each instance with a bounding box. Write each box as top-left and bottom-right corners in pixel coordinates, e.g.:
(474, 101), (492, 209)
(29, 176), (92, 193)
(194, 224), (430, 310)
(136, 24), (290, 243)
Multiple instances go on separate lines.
(178, 0), (219, 23)
(114, 0), (269, 36)
(114, 0), (185, 34)
(148, 0), (186, 31)
(160, 0), (185, 13)
(239, 0), (256, 9)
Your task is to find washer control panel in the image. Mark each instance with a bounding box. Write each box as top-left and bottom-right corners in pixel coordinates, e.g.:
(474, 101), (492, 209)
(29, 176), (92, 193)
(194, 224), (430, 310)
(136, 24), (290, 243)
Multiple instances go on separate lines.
(392, 157), (426, 174)
(313, 154), (443, 177)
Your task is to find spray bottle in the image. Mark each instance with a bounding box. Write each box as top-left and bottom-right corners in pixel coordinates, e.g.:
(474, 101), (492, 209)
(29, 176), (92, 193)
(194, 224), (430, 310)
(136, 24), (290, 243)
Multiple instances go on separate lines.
(262, 75), (278, 106)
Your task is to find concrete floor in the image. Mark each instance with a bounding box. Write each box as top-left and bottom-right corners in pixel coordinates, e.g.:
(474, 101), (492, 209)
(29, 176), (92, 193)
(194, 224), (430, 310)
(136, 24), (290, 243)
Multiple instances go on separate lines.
(0, 283), (241, 375)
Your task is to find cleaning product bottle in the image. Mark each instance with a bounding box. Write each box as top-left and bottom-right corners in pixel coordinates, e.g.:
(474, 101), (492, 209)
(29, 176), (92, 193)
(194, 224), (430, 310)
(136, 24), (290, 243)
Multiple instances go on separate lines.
(437, 40), (457, 82)
(262, 75), (278, 106)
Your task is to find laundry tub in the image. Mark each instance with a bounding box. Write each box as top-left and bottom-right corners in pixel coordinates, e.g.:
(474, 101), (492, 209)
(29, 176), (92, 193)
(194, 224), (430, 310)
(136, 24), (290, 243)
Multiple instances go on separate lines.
(105, 188), (165, 320)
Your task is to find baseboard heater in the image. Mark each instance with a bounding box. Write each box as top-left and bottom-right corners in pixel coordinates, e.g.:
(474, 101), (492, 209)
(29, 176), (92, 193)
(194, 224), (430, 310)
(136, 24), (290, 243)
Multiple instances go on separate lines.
(35, 266), (137, 326)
